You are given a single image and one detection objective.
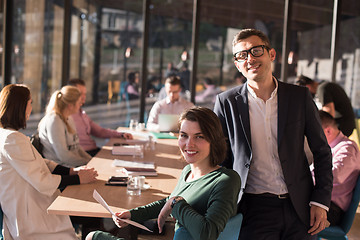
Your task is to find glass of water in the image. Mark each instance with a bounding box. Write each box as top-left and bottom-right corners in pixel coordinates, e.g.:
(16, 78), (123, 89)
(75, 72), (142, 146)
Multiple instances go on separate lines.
(127, 176), (141, 196)
(129, 119), (138, 130)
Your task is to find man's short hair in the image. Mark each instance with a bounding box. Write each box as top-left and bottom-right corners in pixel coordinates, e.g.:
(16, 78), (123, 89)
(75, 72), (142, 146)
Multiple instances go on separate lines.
(165, 75), (181, 86)
(232, 28), (271, 48)
(68, 78), (86, 86)
(319, 110), (337, 128)
(295, 75), (314, 86)
(203, 77), (213, 85)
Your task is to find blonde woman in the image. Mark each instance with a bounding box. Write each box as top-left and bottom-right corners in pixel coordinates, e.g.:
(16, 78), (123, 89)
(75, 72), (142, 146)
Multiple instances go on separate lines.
(0, 84), (97, 239)
(39, 86), (92, 167)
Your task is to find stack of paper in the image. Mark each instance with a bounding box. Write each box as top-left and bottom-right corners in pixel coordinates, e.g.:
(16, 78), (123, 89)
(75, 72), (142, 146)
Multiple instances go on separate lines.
(112, 145), (142, 156)
(123, 167), (157, 176)
(112, 159), (157, 176)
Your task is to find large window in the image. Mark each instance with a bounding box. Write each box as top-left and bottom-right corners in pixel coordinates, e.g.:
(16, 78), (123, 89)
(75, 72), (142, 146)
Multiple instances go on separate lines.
(3, 0), (359, 136)
(0, 0), (3, 86)
(10, 0), (64, 112)
(70, 0), (97, 104)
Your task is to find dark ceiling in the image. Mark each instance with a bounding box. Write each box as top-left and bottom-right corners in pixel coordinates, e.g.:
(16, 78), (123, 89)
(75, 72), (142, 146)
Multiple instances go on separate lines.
(94, 0), (360, 32)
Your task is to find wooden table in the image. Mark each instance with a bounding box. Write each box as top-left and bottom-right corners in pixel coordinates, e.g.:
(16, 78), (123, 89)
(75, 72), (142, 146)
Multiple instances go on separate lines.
(48, 129), (186, 219)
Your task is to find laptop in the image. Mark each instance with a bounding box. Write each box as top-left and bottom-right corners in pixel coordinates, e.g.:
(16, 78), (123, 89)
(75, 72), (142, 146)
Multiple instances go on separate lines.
(158, 114), (179, 132)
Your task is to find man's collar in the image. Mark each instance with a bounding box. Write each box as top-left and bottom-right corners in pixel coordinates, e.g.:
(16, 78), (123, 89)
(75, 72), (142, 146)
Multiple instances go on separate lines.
(165, 97), (181, 104)
(329, 131), (344, 148)
(247, 77), (278, 100)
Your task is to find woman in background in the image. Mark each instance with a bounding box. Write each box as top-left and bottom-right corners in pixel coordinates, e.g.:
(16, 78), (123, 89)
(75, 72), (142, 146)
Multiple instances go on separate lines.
(125, 71), (140, 100)
(0, 84), (98, 239)
(39, 85), (92, 167)
(86, 107), (241, 240)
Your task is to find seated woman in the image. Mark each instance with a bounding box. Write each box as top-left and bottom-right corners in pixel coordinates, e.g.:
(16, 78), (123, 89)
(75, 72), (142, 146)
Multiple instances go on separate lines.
(86, 107), (241, 240)
(39, 85), (92, 167)
(125, 71), (140, 100)
(0, 84), (98, 239)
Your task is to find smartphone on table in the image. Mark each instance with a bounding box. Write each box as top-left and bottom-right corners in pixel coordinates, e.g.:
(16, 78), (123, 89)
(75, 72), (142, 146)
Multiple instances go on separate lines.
(105, 176), (128, 186)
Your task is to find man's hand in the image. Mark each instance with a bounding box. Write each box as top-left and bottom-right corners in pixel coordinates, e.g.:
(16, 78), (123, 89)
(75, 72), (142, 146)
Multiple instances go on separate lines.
(308, 205), (328, 235)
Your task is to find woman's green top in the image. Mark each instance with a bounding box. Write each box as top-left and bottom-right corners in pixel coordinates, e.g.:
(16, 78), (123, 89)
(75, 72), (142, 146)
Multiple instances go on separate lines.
(130, 165), (241, 240)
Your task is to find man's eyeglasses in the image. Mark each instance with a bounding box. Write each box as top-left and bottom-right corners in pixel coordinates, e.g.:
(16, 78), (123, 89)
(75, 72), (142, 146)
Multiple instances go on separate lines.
(233, 45), (270, 62)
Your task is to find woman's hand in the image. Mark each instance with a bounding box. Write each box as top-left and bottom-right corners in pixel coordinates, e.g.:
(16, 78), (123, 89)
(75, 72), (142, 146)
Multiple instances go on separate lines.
(157, 197), (176, 233)
(113, 211), (131, 228)
(71, 166), (98, 184)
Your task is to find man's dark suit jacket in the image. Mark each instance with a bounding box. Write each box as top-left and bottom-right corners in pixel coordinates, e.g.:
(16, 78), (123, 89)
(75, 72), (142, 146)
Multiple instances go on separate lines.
(213, 79), (333, 226)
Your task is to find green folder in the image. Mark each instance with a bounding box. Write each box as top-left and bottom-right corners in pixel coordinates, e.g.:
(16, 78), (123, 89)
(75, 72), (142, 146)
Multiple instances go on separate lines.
(150, 132), (177, 139)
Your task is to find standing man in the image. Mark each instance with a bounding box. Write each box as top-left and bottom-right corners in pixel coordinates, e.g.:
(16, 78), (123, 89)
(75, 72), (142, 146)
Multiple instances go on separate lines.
(146, 75), (194, 131)
(68, 79), (133, 157)
(296, 75), (355, 137)
(214, 29), (333, 239)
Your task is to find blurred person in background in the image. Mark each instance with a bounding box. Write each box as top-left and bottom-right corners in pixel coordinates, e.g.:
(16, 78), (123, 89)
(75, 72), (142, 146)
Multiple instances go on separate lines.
(296, 75), (355, 137)
(147, 76), (194, 131)
(195, 77), (221, 103)
(125, 71), (140, 100)
(68, 79), (132, 157)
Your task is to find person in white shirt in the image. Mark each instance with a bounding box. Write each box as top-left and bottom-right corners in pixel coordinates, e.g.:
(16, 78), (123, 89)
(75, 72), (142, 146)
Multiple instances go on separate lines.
(0, 84), (97, 239)
(214, 28), (332, 239)
(147, 76), (194, 131)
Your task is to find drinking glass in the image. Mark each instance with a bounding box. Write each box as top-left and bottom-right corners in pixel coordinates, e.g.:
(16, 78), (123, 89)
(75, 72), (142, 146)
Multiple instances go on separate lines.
(127, 176), (141, 196)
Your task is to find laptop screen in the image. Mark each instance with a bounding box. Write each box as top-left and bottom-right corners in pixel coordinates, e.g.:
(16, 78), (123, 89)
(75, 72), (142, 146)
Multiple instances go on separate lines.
(158, 114), (179, 132)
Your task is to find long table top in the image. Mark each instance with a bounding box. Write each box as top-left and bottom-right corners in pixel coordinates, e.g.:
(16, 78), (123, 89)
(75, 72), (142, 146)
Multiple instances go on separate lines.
(47, 129), (186, 218)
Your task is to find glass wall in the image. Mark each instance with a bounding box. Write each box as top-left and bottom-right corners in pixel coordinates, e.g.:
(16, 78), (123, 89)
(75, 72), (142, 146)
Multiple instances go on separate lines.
(293, 1), (334, 83)
(337, 1), (360, 111)
(99, 2), (143, 127)
(0, 0), (3, 86)
(2, 0), (359, 134)
(10, 0), (64, 112)
(144, 0), (193, 123)
(70, 0), (97, 104)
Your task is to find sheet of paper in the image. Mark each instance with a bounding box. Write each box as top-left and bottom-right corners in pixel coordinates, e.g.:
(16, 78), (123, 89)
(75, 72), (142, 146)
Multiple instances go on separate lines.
(113, 159), (155, 169)
(112, 145), (142, 156)
(93, 190), (153, 232)
(124, 139), (148, 145)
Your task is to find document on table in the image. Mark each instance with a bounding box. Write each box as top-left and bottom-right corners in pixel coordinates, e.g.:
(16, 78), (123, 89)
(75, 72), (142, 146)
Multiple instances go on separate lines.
(123, 139), (149, 145)
(92, 190), (153, 232)
(112, 145), (142, 156)
(112, 159), (155, 169)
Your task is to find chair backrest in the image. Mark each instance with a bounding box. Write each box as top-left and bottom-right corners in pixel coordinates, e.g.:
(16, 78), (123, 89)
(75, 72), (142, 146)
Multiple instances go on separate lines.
(0, 205), (4, 240)
(217, 213), (243, 240)
(340, 174), (360, 233)
(173, 213), (243, 240)
(30, 131), (44, 157)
